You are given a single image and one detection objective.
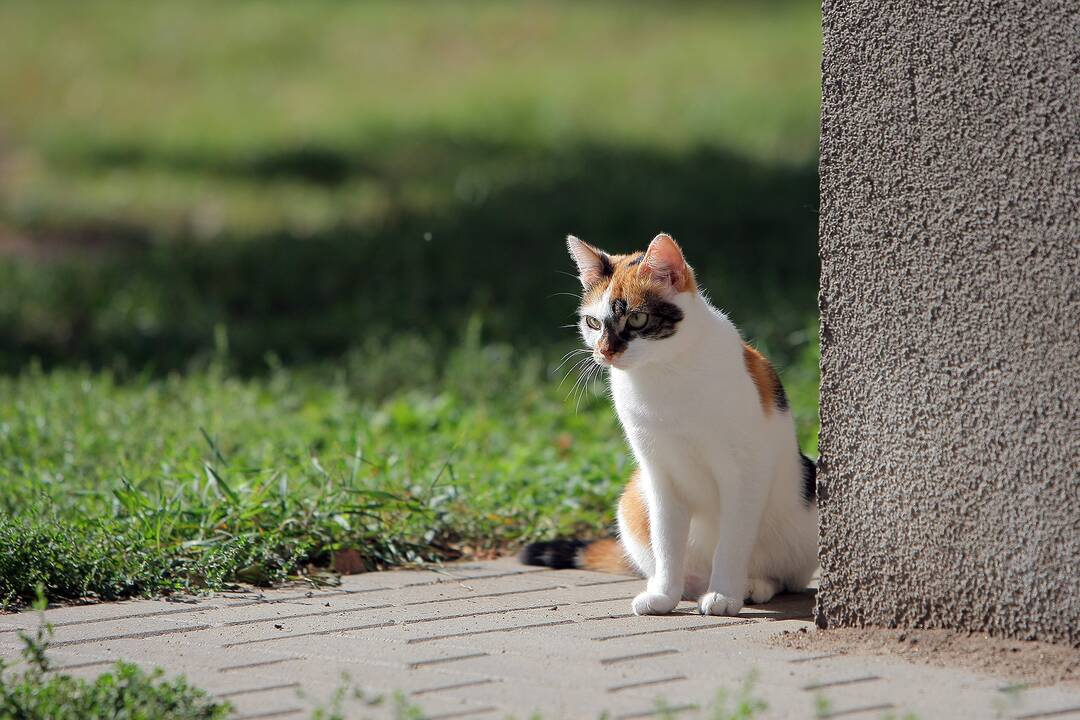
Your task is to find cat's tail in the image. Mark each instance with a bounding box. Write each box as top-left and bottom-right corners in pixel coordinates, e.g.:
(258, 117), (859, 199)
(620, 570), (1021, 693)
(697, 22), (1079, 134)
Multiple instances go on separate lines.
(517, 538), (631, 574)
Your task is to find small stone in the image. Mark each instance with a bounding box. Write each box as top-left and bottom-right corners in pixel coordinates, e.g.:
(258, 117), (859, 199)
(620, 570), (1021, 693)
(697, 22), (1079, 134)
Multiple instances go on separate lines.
(333, 548), (367, 575)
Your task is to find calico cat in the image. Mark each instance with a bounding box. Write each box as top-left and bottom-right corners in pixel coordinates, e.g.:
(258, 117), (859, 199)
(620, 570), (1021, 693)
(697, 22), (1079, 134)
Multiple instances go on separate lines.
(521, 233), (818, 616)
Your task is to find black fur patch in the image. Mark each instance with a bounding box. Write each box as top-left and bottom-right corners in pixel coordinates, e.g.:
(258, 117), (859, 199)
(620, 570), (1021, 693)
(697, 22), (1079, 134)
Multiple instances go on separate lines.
(611, 298), (628, 317)
(770, 366), (789, 411)
(597, 254), (615, 279)
(518, 539), (585, 569)
(627, 253), (646, 267)
(637, 299), (684, 340)
(601, 318), (630, 355)
(800, 454), (816, 505)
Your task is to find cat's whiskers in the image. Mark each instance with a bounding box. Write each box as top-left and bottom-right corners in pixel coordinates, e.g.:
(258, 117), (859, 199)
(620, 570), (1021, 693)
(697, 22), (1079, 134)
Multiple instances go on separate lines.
(554, 347), (591, 374)
(571, 358), (607, 412)
(565, 356), (598, 405)
(559, 355), (595, 392)
(558, 352), (592, 378)
(575, 364), (595, 411)
(553, 269), (584, 283)
(564, 359), (593, 399)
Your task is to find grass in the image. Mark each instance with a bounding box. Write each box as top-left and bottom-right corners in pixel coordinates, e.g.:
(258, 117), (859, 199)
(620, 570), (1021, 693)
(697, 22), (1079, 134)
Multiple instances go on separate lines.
(652, 671), (768, 719)
(0, 0), (822, 606)
(0, 0), (821, 372)
(0, 1), (820, 193)
(0, 328), (819, 607)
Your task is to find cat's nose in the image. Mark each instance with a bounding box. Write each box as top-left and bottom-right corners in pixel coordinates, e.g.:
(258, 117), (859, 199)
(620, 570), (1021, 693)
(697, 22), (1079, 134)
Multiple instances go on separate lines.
(599, 347), (616, 361)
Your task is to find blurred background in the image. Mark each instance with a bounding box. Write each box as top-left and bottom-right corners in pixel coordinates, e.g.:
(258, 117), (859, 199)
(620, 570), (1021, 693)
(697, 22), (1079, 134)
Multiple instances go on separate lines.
(0, 0), (822, 599)
(0, 0), (819, 371)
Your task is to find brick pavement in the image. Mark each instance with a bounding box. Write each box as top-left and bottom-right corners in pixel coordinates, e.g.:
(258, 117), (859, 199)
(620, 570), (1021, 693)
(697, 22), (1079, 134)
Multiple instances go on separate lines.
(1, 559), (1078, 719)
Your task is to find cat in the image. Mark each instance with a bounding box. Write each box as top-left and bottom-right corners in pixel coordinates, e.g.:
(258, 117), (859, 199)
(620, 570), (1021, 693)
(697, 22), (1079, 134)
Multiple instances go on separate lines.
(521, 233), (818, 616)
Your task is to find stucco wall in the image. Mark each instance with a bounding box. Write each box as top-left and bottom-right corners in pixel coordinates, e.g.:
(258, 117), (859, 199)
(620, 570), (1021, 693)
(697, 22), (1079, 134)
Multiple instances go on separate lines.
(816, 1), (1079, 645)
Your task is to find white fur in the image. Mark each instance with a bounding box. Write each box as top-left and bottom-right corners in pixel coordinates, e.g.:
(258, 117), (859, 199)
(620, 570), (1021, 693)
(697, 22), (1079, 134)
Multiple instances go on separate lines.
(581, 287), (818, 616)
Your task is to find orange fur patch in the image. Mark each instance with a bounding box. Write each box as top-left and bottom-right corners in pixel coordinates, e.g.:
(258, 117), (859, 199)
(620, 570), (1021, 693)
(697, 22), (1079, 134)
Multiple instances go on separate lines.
(576, 468), (650, 575)
(619, 467), (650, 551)
(742, 343), (783, 416)
(579, 539), (630, 574)
(579, 468), (649, 574)
(583, 249), (697, 308)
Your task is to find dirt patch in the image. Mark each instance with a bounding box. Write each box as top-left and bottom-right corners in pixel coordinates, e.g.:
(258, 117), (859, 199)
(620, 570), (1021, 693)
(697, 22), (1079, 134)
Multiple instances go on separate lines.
(772, 627), (1080, 688)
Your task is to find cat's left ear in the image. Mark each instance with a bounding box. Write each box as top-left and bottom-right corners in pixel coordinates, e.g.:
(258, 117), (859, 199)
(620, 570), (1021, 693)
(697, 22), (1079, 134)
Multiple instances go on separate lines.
(567, 235), (612, 288)
(639, 233), (689, 292)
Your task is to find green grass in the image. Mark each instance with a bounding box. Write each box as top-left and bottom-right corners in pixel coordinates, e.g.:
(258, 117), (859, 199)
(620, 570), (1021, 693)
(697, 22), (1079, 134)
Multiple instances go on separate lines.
(0, 0), (822, 605)
(0, 327), (818, 607)
(0, 658), (230, 720)
(0, 0), (821, 372)
(0, 0), (820, 239)
(0, 1), (819, 179)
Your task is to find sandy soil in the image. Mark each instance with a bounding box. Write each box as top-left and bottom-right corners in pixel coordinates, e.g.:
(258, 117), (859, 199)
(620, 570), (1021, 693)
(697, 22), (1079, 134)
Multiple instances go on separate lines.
(772, 626), (1080, 688)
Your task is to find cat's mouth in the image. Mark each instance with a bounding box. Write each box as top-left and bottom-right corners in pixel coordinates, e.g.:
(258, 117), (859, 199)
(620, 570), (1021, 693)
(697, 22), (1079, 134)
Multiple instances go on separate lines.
(594, 353), (623, 369)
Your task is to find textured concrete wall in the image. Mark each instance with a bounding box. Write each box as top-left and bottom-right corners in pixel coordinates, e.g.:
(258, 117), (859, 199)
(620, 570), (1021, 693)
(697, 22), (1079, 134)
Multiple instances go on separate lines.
(816, 1), (1079, 645)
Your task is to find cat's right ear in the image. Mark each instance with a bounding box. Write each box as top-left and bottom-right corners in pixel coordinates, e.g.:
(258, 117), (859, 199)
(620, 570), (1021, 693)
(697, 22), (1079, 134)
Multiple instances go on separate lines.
(567, 235), (612, 289)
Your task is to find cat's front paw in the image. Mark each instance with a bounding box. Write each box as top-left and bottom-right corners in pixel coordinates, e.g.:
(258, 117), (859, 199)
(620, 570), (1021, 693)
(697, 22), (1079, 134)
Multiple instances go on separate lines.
(699, 591), (743, 616)
(632, 591), (678, 615)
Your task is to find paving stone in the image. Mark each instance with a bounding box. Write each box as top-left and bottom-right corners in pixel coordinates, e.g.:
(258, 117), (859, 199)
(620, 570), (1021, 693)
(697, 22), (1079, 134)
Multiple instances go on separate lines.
(431, 673), (669, 719)
(4, 560), (1079, 720)
(20, 614), (216, 648)
(0, 596), (245, 632)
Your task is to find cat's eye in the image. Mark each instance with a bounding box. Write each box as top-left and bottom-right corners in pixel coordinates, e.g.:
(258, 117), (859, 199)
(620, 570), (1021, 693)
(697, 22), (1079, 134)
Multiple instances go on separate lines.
(627, 311), (649, 329)
(584, 316), (601, 330)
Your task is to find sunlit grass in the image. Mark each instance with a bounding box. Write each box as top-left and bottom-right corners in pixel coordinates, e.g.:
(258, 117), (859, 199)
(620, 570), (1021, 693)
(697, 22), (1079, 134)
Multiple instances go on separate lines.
(0, 0), (821, 236)
(0, 1), (820, 157)
(0, 327), (818, 607)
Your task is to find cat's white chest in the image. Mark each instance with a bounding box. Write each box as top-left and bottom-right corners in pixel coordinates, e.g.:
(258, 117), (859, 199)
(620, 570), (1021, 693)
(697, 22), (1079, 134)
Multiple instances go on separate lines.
(612, 374), (682, 431)
(610, 367), (732, 437)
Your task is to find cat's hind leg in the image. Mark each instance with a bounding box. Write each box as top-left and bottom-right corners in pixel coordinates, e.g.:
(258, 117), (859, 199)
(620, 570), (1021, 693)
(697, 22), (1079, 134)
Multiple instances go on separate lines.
(682, 573), (708, 601)
(746, 577), (781, 604)
(617, 469), (654, 577)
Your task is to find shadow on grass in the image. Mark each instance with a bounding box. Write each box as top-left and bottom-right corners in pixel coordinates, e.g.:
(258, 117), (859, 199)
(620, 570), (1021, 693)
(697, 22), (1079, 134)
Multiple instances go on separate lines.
(66, 140), (381, 187)
(1, 136), (818, 373)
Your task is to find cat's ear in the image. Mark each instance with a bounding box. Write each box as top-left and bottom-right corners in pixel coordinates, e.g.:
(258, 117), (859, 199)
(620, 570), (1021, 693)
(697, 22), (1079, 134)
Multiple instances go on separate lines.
(567, 235), (612, 288)
(639, 233), (689, 291)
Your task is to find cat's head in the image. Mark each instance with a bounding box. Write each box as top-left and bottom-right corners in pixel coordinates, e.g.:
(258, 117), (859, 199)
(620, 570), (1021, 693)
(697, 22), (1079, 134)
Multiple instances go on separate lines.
(568, 233), (697, 371)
